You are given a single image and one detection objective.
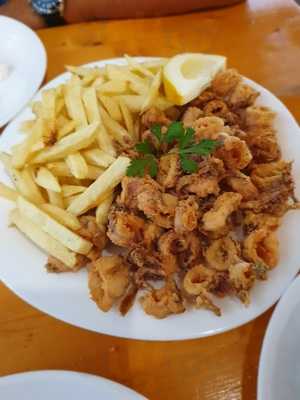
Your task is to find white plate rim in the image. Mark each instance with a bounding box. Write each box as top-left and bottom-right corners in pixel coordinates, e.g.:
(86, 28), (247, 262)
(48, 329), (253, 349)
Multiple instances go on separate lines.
(0, 370), (147, 399)
(257, 275), (300, 400)
(0, 16), (47, 127)
(0, 57), (300, 341)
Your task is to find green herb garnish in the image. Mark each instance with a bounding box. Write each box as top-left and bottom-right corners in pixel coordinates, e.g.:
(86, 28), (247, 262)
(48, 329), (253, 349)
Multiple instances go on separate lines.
(126, 122), (219, 177)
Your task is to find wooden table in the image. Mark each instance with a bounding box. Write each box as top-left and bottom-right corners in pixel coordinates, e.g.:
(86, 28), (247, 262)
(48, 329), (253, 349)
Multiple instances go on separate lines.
(1, 1), (300, 399)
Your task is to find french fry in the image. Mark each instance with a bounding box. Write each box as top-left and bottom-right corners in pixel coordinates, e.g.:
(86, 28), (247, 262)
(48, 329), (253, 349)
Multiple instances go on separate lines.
(21, 167), (46, 204)
(0, 182), (18, 202)
(119, 98), (134, 136)
(81, 87), (115, 156)
(41, 89), (56, 126)
(82, 87), (100, 124)
(98, 95), (122, 122)
(17, 196), (92, 254)
(96, 79), (127, 94)
(91, 76), (105, 89)
(124, 54), (154, 78)
(66, 152), (88, 179)
(47, 189), (65, 208)
(141, 70), (161, 112)
(41, 203), (81, 231)
(67, 156), (130, 216)
(64, 82), (88, 128)
(10, 208), (78, 268)
(11, 118), (45, 168)
(32, 122), (99, 164)
(117, 95), (145, 113)
(95, 192), (114, 226)
(63, 194), (81, 208)
(83, 148), (115, 168)
(105, 65), (148, 94)
(35, 167), (61, 192)
(47, 161), (103, 180)
(62, 185), (87, 197)
(96, 124), (116, 157)
(99, 107), (132, 146)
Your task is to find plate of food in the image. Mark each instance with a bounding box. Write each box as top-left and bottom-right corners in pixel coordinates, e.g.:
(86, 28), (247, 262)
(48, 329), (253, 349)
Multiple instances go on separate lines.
(0, 54), (299, 340)
(0, 370), (146, 400)
(258, 275), (300, 400)
(0, 16), (46, 127)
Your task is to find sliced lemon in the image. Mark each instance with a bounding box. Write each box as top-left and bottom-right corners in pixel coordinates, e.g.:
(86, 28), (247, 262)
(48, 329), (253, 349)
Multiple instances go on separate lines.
(163, 53), (226, 105)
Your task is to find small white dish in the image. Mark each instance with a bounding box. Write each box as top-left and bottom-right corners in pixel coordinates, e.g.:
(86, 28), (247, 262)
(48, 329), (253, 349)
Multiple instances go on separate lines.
(0, 16), (46, 127)
(0, 370), (146, 400)
(0, 57), (300, 341)
(258, 276), (300, 400)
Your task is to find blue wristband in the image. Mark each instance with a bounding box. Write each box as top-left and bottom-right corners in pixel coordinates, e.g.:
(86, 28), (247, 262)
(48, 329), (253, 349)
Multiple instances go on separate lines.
(0, 0), (8, 5)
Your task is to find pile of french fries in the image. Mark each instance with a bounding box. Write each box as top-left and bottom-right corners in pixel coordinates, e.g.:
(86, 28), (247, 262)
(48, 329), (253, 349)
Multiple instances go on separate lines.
(0, 56), (171, 270)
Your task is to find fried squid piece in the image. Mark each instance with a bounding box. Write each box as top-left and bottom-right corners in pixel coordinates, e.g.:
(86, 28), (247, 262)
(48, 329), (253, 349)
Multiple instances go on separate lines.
(202, 192), (242, 232)
(137, 190), (177, 229)
(78, 216), (107, 250)
(190, 88), (219, 108)
(140, 279), (185, 319)
(119, 176), (160, 210)
(211, 69), (242, 97)
(127, 247), (165, 285)
(183, 265), (221, 316)
(181, 107), (203, 127)
(226, 171), (258, 200)
(176, 157), (224, 198)
(250, 160), (293, 191)
(245, 126), (280, 162)
(158, 230), (201, 271)
(216, 135), (252, 170)
(203, 99), (239, 125)
(243, 211), (280, 235)
(174, 196), (199, 234)
(205, 236), (240, 271)
(243, 228), (279, 269)
(140, 107), (170, 128)
(227, 82), (259, 109)
(157, 153), (181, 189)
(88, 255), (129, 312)
(193, 116), (225, 141)
(228, 261), (255, 305)
(143, 222), (163, 247)
(107, 207), (145, 247)
(245, 105), (275, 128)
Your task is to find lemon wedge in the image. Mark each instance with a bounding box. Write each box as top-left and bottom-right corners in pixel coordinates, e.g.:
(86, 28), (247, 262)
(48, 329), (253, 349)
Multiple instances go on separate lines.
(163, 53), (226, 105)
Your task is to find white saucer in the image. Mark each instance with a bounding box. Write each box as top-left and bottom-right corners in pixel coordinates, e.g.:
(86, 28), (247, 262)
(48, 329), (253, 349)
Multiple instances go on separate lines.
(258, 276), (300, 400)
(0, 16), (46, 127)
(0, 370), (146, 400)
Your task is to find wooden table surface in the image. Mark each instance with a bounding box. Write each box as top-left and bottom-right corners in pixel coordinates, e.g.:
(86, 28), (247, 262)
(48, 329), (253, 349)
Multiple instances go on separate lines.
(1, 1), (300, 399)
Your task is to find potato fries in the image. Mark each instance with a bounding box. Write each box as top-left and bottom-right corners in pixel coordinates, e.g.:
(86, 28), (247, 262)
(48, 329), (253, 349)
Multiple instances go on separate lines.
(33, 122), (99, 163)
(17, 196), (92, 254)
(10, 209), (78, 268)
(36, 167), (61, 192)
(66, 152), (88, 179)
(67, 156), (130, 216)
(0, 56), (170, 272)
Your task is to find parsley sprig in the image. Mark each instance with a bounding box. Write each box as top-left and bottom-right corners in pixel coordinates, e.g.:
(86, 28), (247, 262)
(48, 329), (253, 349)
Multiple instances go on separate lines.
(126, 122), (219, 177)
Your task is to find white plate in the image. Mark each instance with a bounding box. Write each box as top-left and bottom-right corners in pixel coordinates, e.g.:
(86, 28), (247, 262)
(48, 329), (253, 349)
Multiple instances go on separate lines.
(0, 370), (146, 400)
(258, 276), (300, 400)
(0, 57), (300, 341)
(0, 16), (46, 127)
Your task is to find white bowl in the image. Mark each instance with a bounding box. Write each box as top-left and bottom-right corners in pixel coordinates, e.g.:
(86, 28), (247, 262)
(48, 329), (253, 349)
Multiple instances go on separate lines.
(0, 16), (46, 127)
(0, 58), (300, 341)
(258, 276), (300, 400)
(0, 370), (146, 400)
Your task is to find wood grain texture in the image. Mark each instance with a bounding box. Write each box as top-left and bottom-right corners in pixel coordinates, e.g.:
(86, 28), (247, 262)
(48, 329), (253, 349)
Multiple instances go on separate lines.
(1, 1), (300, 399)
